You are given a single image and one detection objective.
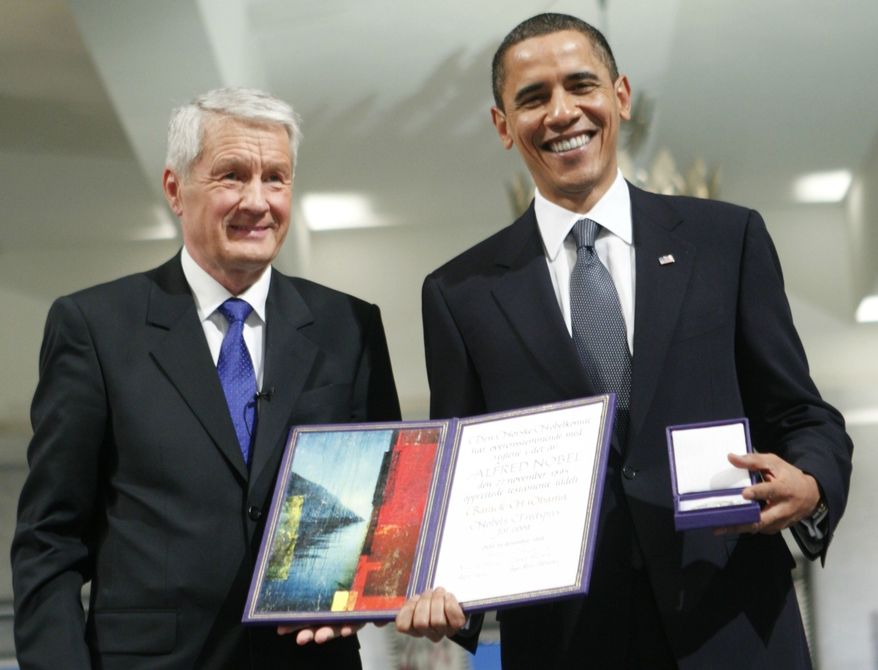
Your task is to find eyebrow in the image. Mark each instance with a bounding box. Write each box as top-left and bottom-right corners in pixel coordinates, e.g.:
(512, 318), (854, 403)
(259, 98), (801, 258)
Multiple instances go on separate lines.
(211, 156), (290, 176)
(263, 160), (292, 177)
(512, 71), (602, 107)
(565, 71), (601, 86)
(210, 156), (246, 173)
(513, 82), (546, 106)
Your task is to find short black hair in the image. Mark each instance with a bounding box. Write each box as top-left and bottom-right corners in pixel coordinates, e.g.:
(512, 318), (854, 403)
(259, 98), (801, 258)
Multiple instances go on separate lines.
(491, 13), (619, 110)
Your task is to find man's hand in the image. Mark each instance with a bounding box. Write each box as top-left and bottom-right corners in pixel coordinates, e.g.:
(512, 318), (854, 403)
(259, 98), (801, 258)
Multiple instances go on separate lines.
(395, 587), (466, 642)
(716, 452), (820, 535)
(277, 623), (363, 645)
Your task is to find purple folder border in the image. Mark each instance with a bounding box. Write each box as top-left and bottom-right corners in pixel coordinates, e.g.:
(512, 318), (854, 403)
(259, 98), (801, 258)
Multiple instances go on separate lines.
(242, 394), (615, 625)
(666, 418), (761, 531)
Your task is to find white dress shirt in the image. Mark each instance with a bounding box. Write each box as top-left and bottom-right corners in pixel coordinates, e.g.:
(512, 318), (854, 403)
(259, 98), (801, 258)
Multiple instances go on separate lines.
(535, 169), (635, 353)
(180, 246), (271, 389)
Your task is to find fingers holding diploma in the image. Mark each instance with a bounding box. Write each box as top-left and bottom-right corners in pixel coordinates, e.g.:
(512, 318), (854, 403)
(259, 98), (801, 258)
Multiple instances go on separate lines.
(395, 587), (467, 642)
(274, 588), (466, 645)
(276, 622), (364, 645)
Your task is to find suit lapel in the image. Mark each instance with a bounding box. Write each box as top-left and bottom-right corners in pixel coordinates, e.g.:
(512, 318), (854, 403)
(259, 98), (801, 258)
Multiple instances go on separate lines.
(490, 206), (591, 401)
(629, 186), (695, 440)
(146, 256), (249, 483)
(248, 272), (318, 493)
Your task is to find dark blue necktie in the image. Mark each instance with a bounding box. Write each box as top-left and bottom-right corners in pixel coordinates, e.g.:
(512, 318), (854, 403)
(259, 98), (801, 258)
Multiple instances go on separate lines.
(569, 218), (632, 444)
(216, 298), (257, 465)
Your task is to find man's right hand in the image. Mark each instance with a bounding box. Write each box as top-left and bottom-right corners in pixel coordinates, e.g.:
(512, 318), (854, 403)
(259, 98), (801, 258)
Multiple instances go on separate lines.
(394, 587), (466, 642)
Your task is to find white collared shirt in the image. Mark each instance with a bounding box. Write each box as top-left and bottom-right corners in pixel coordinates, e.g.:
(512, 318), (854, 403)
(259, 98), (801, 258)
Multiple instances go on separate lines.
(535, 170), (636, 353)
(180, 246), (271, 388)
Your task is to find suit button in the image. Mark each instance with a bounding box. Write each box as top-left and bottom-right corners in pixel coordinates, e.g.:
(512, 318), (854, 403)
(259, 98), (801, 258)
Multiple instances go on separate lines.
(248, 505), (263, 521)
(622, 465), (637, 480)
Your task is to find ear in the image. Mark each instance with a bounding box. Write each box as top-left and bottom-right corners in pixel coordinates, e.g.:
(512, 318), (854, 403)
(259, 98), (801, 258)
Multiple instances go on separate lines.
(615, 75), (632, 121)
(490, 106), (515, 150)
(162, 168), (184, 216)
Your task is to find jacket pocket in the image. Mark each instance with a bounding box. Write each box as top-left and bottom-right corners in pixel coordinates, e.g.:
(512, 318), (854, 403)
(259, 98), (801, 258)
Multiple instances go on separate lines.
(92, 609), (176, 654)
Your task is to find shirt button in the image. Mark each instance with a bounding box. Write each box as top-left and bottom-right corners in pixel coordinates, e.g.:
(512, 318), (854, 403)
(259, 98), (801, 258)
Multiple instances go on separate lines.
(248, 505), (263, 521)
(622, 465), (637, 480)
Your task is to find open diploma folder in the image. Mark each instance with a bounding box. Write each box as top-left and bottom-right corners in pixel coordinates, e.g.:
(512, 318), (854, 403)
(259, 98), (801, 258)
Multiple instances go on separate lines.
(243, 396), (614, 624)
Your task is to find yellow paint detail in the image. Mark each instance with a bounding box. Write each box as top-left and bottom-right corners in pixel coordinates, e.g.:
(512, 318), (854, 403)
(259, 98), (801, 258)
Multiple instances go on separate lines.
(265, 495), (304, 580)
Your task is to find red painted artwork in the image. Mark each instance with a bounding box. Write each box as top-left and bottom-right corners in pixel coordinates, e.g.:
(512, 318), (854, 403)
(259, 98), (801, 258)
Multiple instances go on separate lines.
(347, 428), (440, 610)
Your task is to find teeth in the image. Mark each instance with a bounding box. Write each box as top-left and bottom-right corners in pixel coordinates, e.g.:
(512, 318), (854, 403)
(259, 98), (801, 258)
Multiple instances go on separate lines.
(549, 134), (591, 153)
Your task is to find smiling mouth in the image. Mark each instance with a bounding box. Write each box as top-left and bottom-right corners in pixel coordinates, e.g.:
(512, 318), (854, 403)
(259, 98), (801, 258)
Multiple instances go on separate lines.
(229, 222), (274, 234)
(546, 132), (594, 154)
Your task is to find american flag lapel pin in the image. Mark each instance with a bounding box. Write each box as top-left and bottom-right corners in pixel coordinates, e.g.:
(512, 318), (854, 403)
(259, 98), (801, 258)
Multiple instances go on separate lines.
(658, 254), (675, 265)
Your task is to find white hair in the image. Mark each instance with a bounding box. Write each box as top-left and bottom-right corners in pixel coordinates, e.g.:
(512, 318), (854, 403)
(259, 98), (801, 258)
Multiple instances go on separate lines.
(165, 87), (302, 176)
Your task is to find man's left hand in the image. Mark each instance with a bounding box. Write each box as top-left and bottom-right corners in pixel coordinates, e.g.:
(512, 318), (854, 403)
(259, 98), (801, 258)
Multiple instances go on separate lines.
(277, 623), (364, 645)
(716, 452), (820, 535)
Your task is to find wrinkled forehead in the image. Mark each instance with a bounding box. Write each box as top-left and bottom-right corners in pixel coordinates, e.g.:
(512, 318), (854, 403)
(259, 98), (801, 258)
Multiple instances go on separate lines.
(197, 115), (293, 163)
(198, 113), (294, 161)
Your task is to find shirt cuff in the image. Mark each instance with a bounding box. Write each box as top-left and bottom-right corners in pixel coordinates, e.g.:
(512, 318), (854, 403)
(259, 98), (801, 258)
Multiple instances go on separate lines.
(793, 499), (828, 554)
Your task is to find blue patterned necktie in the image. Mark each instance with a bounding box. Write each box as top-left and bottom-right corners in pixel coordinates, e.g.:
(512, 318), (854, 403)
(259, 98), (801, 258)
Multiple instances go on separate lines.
(569, 218), (632, 444)
(216, 298), (257, 465)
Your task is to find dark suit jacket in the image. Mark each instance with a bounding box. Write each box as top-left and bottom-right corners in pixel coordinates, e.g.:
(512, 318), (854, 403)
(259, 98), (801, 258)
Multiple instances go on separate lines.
(422, 185), (852, 669)
(12, 255), (401, 669)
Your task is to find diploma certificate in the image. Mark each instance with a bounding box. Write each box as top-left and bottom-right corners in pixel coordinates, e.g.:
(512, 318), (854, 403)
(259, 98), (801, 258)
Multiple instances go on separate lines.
(243, 395), (614, 624)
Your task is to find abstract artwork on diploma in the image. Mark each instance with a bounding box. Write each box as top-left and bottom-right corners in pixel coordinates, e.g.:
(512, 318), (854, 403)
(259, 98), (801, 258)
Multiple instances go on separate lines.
(251, 426), (442, 616)
(244, 396), (614, 625)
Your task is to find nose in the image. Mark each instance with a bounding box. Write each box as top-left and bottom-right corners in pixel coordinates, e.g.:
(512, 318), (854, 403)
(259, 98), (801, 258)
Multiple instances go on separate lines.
(239, 178), (270, 215)
(546, 90), (580, 128)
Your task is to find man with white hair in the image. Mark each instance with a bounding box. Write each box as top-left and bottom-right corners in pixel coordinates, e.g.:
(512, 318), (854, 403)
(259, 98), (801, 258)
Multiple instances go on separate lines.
(12, 87), (400, 669)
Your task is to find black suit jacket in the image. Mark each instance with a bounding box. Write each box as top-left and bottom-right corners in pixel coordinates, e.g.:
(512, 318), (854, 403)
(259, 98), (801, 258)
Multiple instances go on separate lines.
(422, 185), (852, 669)
(12, 255), (401, 669)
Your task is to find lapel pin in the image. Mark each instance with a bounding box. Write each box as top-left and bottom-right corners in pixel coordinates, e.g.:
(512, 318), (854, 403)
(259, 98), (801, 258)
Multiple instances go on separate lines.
(658, 254), (675, 266)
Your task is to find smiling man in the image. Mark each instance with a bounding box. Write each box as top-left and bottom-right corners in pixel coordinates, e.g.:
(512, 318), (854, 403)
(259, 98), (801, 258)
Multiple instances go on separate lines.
(12, 88), (400, 669)
(163, 112), (295, 295)
(490, 19), (628, 215)
(396, 13), (852, 670)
